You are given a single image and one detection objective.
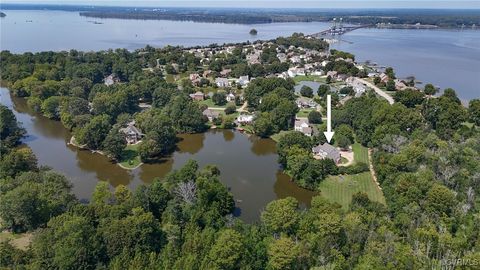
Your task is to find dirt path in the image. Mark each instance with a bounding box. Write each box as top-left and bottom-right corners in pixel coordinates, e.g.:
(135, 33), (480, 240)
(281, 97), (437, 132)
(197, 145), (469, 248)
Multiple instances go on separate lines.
(358, 78), (394, 105)
(368, 148), (383, 191)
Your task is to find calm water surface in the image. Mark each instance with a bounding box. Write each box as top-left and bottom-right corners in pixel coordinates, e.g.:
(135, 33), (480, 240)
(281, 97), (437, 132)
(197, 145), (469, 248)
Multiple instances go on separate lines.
(331, 28), (480, 101)
(0, 10), (331, 52)
(0, 87), (316, 222)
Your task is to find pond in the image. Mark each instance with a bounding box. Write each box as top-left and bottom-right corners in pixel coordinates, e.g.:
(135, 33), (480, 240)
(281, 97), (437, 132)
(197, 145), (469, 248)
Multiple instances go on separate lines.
(0, 87), (316, 222)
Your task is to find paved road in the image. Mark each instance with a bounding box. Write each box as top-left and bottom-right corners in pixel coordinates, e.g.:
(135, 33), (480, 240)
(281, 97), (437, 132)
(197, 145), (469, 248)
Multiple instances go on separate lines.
(358, 78), (394, 105)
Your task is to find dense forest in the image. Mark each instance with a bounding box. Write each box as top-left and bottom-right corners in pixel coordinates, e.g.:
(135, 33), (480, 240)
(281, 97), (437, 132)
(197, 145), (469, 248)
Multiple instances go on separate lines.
(1, 39), (480, 269)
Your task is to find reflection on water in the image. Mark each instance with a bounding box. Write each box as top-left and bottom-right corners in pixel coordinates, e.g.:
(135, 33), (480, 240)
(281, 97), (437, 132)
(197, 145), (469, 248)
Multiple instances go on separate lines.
(0, 87), (316, 222)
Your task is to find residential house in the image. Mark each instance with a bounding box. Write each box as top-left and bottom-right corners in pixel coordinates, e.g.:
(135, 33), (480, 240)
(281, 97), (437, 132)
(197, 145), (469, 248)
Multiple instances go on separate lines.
(246, 53), (261, 65)
(237, 75), (250, 87)
(215, 78), (230, 88)
(277, 53), (287, 63)
(296, 97), (317, 109)
(394, 79), (407, 90)
(189, 91), (205, 101)
(326, 71), (338, 78)
(202, 109), (220, 122)
(236, 114), (254, 125)
(189, 73), (201, 86)
(379, 73), (389, 83)
(312, 143), (341, 164)
(294, 119), (313, 137)
(226, 93), (236, 102)
(220, 69), (232, 77)
(346, 77), (367, 96)
(104, 74), (119, 86)
(120, 121), (144, 144)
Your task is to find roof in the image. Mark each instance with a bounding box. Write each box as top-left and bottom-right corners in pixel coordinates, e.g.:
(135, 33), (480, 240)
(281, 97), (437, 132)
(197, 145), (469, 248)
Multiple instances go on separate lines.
(312, 143), (340, 161)
(119, 122), (143, 136)
(294, 119), (309, 127)
(202, 109), (220, 118)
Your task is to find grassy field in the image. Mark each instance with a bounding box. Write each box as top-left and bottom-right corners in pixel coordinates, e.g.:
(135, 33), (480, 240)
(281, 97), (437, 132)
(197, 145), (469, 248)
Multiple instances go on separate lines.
(200, 99), (228, 108)
(352, 143), (369, 164)
(293, 75), (326, 83)
(296, 109), (314, 118)
(319, 172), (385, 209)
(119, 144), (142, 169)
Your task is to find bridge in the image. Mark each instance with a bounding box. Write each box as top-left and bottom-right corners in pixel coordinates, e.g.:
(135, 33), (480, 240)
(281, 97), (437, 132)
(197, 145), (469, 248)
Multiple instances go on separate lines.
(309, 18), (373, 37)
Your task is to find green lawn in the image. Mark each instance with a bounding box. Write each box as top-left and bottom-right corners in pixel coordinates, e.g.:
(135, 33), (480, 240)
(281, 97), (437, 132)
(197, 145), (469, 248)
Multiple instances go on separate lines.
(293, 75), (326, 83)
(119, 144), (142, 169)
(296, 109), (314, 118)
(352, 143), (369, 164)
(318, 172), (385, 209)
(199, 99), (228, 108)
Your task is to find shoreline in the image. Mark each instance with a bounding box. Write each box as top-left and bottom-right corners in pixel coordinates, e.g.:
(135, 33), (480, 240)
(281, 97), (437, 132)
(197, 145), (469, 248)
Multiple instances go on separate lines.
(67, 136), (144, 171)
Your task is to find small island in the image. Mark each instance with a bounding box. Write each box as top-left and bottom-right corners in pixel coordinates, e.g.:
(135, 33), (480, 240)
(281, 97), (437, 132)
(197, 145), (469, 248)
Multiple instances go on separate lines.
(249, 28), (257, 35)
(0, 12), (6, 18)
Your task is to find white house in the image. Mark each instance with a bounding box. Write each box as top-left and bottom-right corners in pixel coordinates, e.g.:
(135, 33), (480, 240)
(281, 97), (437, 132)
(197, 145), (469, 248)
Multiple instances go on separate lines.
(236, 114), (254, 125)
(215, 78), (230, 88)
(294, 119), (313, 137)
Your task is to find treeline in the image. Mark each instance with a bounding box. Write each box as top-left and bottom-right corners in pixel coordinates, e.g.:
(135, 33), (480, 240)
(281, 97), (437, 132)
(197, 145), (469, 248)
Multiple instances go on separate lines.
(76, 8), (480, 27)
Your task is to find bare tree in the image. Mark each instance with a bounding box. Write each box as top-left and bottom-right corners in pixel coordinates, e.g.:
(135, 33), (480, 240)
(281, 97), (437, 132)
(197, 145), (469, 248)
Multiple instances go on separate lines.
(174, 181), (197, 205)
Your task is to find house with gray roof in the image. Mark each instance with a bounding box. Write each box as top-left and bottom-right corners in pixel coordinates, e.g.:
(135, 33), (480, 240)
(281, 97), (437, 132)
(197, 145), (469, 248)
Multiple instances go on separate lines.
(312, 143), (341, 164)
(119, 121), (144, 144)
(202, 109), (220, 122)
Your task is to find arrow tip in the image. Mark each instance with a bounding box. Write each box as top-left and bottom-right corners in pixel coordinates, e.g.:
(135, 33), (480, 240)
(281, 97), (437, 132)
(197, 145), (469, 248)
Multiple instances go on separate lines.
(323, 132), (335, 143)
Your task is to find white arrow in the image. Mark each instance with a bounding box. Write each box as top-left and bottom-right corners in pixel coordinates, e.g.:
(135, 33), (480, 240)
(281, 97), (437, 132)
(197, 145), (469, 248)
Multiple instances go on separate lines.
(323, 94), (334, 143)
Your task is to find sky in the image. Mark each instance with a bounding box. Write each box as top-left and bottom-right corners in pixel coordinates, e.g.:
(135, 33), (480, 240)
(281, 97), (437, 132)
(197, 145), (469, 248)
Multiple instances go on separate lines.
(3, 0), (480, 9)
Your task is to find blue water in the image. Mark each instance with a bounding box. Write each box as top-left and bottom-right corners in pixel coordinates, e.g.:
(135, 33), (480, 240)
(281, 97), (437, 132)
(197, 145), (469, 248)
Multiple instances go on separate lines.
(331, 28), (480, 101)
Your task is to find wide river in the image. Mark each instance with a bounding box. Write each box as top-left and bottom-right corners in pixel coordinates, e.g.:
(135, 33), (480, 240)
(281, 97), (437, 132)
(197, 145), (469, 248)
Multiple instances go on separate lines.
(0, 87), (316, 222)
(1, 10), (479, 100)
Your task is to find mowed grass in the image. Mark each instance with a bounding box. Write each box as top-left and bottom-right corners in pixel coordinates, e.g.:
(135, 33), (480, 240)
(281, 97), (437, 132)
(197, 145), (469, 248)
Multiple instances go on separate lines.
(296, 109), (314, 118)
(293, 75), (326, 83)
(318, 142), (385, 209)
(119, 144), (142, 169)
(319, 172), (385, 209)
(352, 143), (369, 164)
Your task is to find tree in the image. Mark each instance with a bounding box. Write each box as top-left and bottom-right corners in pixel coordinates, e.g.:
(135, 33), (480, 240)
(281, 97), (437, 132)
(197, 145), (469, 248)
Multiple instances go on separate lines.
(31, 213), (102, 270)
(0, 105), (25, 149)
(41, 96), (61, 119)
(394, 89), (425, 108)
(385, 67), (396, 79)
(212, 91), (227, 106)
(0, 148), (37, 178)
(336, 134), (351, 150)
(74, 114), (112, 150)
(308, 111), (322, 124)
(300, 85), (313, 98)
(208, 229), (244, 270)
(468, 99), (480, 126)
(102, 126), (127, 160)
(267, 236), (300, 270)
(0, 170), (76, 232)
(424, 83), (437, 95)
(326, 75), (332, 84)
(253, 113), (274, 137)
(373, 76), (381, 85)
(224, 103), (236, 115)
(317, 84), (330, 97)
(386, 79), (396, 92)
(261, 197), (299, 234)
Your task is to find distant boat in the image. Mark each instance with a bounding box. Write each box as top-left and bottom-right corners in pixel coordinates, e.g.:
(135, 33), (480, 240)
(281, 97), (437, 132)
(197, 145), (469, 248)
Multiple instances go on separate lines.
(26, 20), (33, 23)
